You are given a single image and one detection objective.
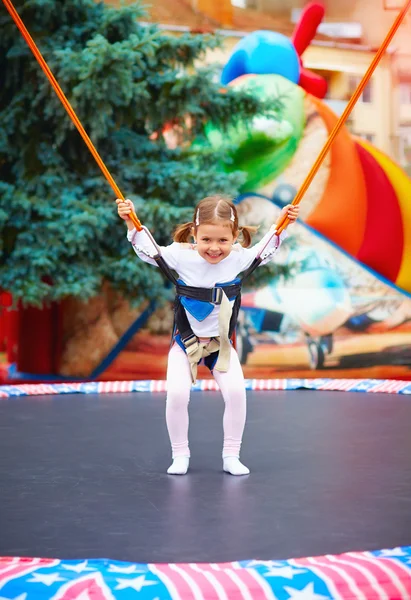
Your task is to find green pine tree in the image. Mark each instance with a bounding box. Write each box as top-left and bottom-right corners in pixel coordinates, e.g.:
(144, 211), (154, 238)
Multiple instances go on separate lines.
(0, 0), (281, 308)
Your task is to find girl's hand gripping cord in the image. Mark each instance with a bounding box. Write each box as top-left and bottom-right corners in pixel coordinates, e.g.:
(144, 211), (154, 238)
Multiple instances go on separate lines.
(277, 203), (299, 227)
(116, 198), (136, 231)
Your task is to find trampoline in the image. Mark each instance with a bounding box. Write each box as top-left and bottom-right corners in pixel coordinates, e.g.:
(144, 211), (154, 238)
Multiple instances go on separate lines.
(1, 384), (411, 598)
(1, 387), (411, 563)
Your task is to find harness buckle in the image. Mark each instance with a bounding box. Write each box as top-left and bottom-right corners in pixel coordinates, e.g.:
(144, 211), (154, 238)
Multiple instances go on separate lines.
(212, 287), (224, 304)
(181, 334), (197, 349)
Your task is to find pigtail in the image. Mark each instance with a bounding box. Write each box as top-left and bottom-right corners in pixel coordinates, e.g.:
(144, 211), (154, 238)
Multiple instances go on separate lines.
(238, 225), (258, 248)
(173, 222), (194, 243)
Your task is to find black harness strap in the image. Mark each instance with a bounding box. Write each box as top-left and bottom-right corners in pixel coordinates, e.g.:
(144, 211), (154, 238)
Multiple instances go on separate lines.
(175, 282), (241, 304)
(228, 256), (263, 337)
(239, 256), (263, 280)
(154, 255), (178, 285)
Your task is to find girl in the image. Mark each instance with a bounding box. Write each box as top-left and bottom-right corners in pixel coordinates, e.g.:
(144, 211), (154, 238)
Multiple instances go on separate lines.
(117, 195), (299, 476)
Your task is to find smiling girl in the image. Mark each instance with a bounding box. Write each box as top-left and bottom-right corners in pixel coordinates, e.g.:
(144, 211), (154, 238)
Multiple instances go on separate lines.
(117, 195), (299, 476)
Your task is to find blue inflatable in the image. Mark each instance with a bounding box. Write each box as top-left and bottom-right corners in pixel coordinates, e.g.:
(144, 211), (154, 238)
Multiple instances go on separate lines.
(221, 30), (301, 86)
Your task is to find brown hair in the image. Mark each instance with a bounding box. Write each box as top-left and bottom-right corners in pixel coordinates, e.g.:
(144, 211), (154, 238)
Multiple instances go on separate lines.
(173, 195), (257, 248)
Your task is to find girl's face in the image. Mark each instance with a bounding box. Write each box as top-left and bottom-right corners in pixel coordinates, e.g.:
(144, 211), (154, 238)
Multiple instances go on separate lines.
(194, 222), (237, 264)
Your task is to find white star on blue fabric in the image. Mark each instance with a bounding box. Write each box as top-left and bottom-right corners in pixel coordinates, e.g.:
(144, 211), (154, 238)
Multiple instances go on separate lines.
(378, 547), (407, 557)
(27, 573), (67, 586)
(246, 560), (283, 568)
(264, 566), (307, 579)
(108, 564), (146, 574)
(61, 561), (96, 573)
(284, 582), (331, 599)
(355, 382), (371, 390)
(115, 575), (158, 591)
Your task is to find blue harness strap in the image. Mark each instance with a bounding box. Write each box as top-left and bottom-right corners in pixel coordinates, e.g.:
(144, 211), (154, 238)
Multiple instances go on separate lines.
(177, 278), (240, 322)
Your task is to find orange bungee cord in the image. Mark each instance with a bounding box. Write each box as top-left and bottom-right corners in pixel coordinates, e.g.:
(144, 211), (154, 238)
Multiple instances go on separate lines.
(3, 0), (411, 236)
(2, 0), (143, 231)
(275, 0), (411, 235)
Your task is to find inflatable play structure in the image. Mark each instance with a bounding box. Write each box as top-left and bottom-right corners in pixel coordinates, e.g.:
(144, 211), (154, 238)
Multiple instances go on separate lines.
(213, 1), (411, 294)
(1, 2), (411, 381)
(195, 3), (411, 374)
(214, 74), (411, 292)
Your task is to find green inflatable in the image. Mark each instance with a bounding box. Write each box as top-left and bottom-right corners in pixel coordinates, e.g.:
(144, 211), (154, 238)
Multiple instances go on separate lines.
(204, 74), (305, 191)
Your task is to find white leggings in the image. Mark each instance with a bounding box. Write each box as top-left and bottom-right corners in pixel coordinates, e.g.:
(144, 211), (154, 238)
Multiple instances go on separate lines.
(166, 343), (247, 458)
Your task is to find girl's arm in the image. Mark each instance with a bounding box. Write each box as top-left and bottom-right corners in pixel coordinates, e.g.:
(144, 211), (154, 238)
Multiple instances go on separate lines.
(238, 227), (287, 271)
(238, 204), (299, 271)
(117, 199), (180, 269)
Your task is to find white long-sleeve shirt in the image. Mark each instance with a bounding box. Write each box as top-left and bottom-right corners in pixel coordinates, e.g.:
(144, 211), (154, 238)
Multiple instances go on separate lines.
(127, 226), (287, 337)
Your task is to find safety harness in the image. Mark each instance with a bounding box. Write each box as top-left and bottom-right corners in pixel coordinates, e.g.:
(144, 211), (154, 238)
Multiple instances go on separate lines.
(153, 252), (263, 382)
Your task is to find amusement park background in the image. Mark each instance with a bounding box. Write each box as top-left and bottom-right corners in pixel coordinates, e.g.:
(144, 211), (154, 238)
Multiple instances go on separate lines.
(1, 0), (411, 383)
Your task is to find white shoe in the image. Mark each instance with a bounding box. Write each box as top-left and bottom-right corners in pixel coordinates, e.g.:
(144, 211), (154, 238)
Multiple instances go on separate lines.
(167, 456), (190, 475)
(223, 457), (250, 476)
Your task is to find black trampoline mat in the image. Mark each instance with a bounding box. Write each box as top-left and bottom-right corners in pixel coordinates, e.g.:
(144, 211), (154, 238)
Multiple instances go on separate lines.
(1, 390), (411, 564)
